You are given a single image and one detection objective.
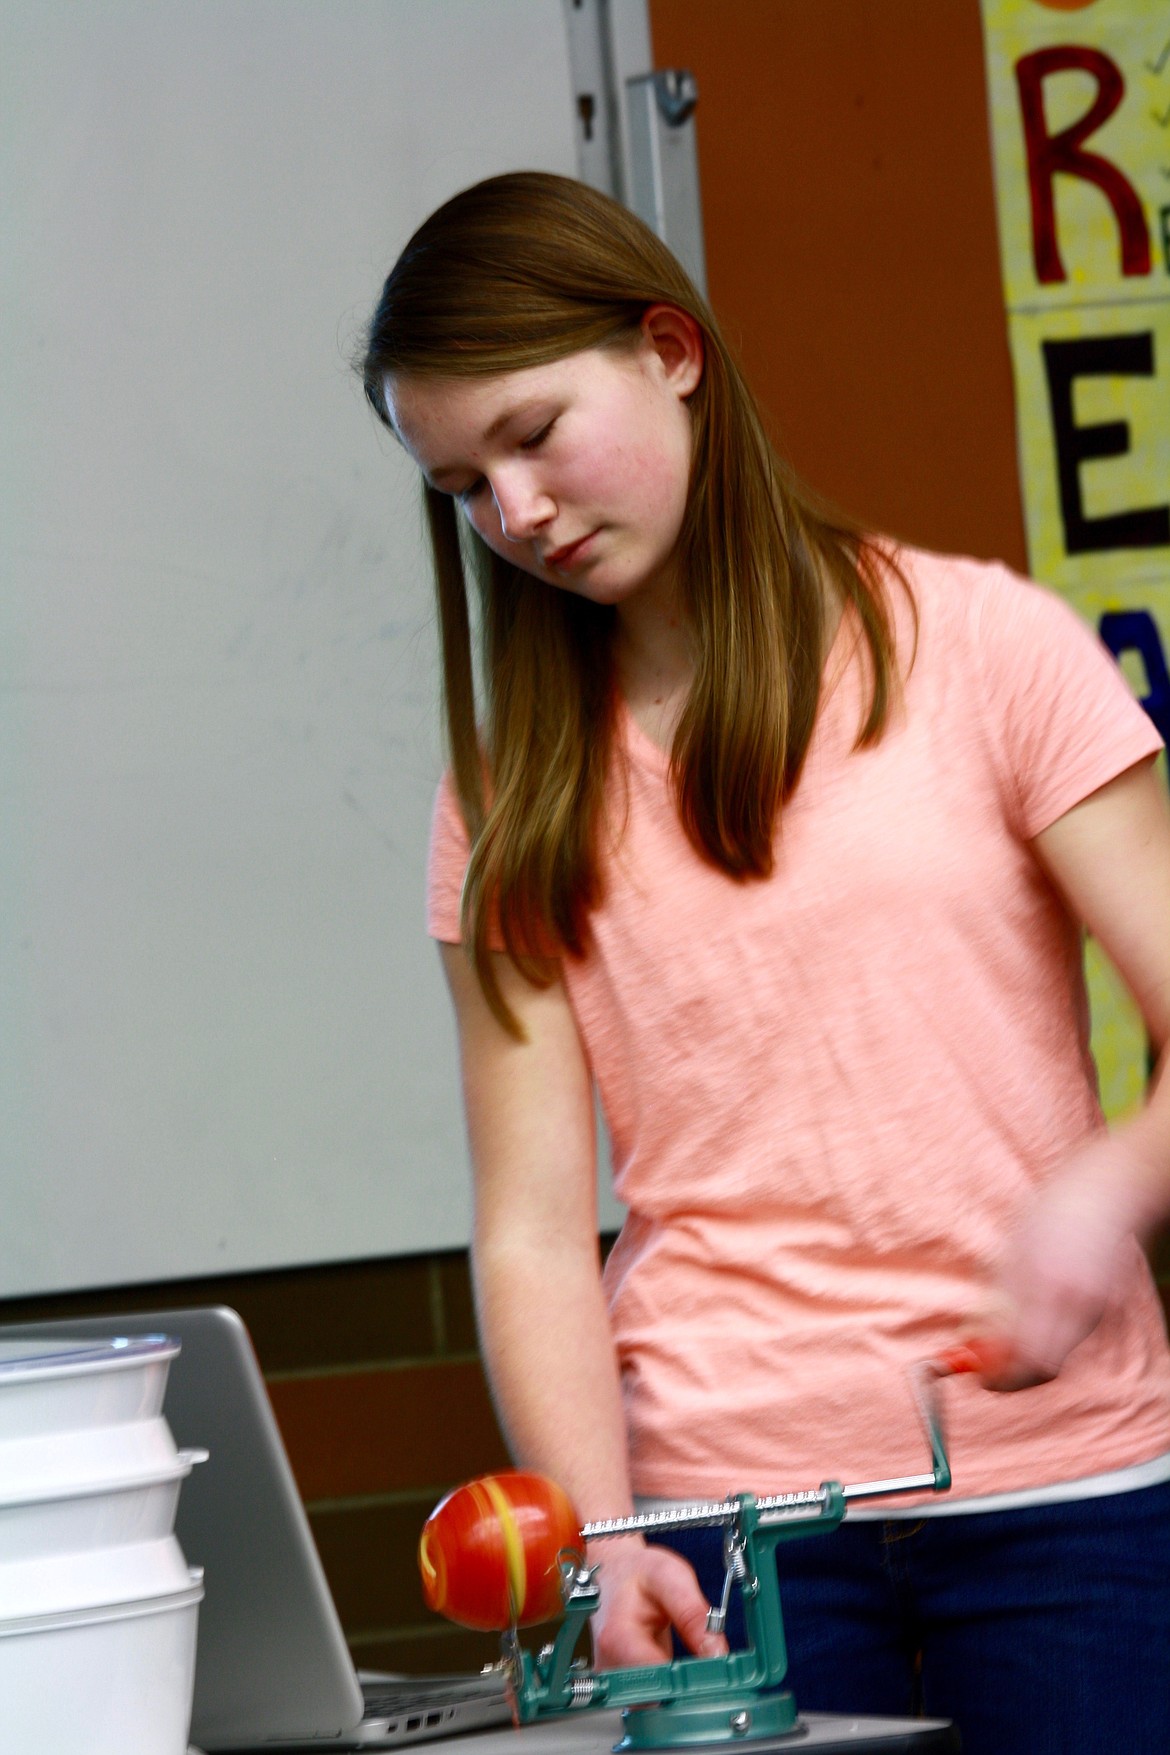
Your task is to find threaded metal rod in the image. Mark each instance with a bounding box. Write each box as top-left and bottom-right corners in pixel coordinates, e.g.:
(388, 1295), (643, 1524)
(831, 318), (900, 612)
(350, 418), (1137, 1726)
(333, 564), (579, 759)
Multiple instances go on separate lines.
(580, 1467), (944, 1541)
(581, 1486), (830, 1541)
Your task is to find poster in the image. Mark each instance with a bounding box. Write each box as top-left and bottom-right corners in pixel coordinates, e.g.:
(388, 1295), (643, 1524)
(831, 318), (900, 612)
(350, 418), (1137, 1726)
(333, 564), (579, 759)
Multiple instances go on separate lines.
(981, 0), (1170, 1115)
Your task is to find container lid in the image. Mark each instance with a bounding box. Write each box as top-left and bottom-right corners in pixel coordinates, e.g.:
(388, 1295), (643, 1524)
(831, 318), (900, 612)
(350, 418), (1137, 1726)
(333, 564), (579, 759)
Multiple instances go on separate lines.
(0, 1539), (197, 1623)
(0, 1571), (204, 1637)
(0, 1414), (179, 1495)
(0, 1446), (207, 1508)
(0, 1335), (178, 1384)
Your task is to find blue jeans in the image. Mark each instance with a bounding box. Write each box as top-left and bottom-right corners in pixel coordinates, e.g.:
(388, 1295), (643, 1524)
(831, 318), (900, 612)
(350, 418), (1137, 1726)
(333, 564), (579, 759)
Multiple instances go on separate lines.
(649, 1482), (1170, 1755)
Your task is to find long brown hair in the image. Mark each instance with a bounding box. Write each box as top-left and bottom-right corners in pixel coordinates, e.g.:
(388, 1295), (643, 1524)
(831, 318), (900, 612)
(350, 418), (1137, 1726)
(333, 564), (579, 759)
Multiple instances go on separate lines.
(363, 172), (909, 1030)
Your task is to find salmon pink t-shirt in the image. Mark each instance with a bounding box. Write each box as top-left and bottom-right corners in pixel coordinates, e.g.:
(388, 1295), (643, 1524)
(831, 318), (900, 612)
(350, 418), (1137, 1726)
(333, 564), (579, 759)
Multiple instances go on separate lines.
(427, 548), (1170, 1503)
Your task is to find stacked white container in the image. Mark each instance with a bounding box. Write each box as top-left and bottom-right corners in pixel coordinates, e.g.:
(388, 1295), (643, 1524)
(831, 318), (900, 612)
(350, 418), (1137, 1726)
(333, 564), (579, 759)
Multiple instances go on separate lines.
(0, 1335), (204, 1755)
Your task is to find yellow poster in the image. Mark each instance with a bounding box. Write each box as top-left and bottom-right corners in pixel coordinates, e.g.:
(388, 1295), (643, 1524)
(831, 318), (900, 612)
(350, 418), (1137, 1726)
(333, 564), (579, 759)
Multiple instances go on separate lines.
(981, 0), (1170, 1114)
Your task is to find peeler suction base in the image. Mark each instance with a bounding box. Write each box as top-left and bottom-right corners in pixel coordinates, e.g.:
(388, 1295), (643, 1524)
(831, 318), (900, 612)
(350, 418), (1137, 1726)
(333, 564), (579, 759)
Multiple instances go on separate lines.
(794, 1723), (958, 1754)
(625, 1717), (960, 1754)
(618, 1691), (798, 1749)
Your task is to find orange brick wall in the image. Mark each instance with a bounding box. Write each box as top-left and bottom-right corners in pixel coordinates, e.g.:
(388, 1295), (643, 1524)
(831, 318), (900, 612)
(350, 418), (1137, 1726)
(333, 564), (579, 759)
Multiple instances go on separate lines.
(647, 0), (1028, 568)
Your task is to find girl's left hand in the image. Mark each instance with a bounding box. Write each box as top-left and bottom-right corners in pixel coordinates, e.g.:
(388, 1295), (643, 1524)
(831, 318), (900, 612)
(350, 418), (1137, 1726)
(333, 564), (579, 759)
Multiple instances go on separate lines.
(976, 1131), (1153, 1390)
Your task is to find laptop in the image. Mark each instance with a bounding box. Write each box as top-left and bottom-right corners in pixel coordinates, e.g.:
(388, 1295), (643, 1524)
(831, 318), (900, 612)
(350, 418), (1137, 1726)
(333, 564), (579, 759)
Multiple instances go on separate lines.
(0, 1306), (511, 1751)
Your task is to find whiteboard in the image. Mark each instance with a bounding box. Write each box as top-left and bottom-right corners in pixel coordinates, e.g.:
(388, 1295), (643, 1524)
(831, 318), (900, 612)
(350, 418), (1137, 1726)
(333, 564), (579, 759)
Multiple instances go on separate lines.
(0, 0), (625, 1295)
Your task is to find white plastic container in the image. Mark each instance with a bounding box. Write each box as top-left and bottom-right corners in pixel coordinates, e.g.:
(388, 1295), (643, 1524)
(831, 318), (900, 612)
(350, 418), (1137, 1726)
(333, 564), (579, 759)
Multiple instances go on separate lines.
(0, 1333), (203, 1754)
(0, 1536), (193, 1622)
(0, 1336), (179, 1444)
(0, 1449), (205, 1562)
(0, 1412), (180, 1491)
(0, 1573), (203, 1755)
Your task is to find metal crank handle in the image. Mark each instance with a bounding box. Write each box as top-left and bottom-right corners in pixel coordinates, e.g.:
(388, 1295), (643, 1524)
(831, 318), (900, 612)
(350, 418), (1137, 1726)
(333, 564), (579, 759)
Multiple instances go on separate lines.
(843, 1359), (953, 1503)
(583, 1362), (952, 1540)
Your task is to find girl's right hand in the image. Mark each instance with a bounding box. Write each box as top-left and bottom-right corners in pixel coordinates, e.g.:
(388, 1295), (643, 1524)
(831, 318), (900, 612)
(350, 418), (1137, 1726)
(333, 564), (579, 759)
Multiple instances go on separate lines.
(588, 1535), (729, 1670)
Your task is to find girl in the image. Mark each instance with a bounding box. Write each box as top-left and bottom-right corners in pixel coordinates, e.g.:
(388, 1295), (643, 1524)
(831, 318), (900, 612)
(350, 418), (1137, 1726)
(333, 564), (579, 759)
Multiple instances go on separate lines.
(362, 172), (1170, 1754)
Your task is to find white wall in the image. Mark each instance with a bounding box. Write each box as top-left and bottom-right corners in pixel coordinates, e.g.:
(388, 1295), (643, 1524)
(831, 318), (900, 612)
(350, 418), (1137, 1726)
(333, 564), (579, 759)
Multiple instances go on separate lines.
(0, 0), (624, 1295)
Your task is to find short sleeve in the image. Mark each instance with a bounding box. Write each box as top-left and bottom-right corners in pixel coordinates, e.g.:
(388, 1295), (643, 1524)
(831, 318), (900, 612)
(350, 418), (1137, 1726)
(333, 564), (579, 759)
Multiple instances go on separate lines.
(972, 565), (1164, 838)
(426, 772), (470, 944)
